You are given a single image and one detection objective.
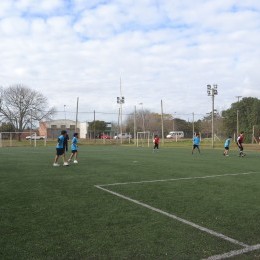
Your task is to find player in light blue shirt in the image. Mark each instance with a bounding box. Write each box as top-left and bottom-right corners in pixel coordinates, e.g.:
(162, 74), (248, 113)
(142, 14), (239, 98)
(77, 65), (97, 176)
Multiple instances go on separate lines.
(223, 136), (232, 156)
(192, 133), (201, 154)
(53, 130), (69, 166)
(68, 133), (79, 164)
(56, 134), (65, 149)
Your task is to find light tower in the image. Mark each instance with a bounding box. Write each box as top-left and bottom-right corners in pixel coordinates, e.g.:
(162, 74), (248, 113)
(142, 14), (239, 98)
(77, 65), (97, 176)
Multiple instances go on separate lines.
(117, 78), (125, 143)
(139, 102), (145, 132)
(207, 84), (218, 148)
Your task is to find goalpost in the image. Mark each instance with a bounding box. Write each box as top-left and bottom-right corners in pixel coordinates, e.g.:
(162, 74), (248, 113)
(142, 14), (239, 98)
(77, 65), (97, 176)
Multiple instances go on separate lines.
(136, 131), (150, 147)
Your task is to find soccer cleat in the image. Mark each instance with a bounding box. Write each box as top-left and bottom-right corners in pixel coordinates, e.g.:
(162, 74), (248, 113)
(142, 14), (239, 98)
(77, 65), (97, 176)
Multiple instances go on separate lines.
(73, 160), (78, 164)
(53, 163), (60, 166)
(63, 162), (69, 166)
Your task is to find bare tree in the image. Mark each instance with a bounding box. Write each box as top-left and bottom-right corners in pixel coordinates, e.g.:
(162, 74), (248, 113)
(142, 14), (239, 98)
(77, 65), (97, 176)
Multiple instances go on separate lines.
(125, 109), (174, 135)
(0, 84), (56, 132)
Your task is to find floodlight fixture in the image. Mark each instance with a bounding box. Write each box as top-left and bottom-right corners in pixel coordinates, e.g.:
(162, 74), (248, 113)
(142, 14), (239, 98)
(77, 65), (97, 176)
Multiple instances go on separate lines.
(116, 96), (125, 104)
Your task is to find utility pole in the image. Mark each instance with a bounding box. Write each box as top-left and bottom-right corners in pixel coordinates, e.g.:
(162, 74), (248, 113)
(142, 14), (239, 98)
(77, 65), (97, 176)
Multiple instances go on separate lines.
(75, 97), (79, 133)
(134, 105), (136, 145)
(94, 110), (96, 142)
(192, 112), (195, 137)
(64, 105), (66, 130)
(235, 96), (242, 136)
(160, 100), (164, 144)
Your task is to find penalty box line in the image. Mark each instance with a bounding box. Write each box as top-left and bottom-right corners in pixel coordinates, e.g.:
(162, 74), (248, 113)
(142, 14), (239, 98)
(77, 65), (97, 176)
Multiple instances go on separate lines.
(204, 244), (260, 260)
(97, 171), (259, 187)
(95, 172), (259, 256)
(95, 184), (248, 248)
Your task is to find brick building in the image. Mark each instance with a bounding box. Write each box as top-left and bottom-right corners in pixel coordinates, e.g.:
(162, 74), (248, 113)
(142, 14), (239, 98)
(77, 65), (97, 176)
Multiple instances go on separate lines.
(39, 119), (88, 139)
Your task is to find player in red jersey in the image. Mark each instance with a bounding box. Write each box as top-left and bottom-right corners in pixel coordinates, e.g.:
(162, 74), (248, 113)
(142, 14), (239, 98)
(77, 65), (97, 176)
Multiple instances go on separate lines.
(153, 135), (160, 152)
(236, 131), (245, 157)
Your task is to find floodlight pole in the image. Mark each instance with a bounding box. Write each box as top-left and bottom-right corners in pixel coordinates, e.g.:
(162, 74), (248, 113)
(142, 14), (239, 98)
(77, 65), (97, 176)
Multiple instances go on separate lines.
(117, 78), (125, 144)
(172, 112), (176, 131)
(139, 102), (145, 132)
(207, 84), (218, 148)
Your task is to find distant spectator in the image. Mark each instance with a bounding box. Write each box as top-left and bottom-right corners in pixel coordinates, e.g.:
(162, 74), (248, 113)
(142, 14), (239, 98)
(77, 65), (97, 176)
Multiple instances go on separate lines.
(64, 133), (69, 152)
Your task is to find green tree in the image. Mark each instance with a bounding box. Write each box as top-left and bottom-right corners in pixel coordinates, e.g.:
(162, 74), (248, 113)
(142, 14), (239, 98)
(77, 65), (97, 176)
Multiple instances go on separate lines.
(0, 122), (15, 132)
(124, 109), (174, 136)
(88, 120), (108, 137)
(222, 97), (260, 141)
(173, 118), (196, 137)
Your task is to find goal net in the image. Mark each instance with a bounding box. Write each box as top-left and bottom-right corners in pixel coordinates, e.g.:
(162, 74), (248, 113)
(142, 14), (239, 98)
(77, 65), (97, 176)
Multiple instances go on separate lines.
(136, 131), (150, 147)
(0, 132), (46, 147)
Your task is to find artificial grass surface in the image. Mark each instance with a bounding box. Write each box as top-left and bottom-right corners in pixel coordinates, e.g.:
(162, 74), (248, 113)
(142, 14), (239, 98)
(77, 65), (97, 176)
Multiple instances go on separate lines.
(0, 145), (259, 259)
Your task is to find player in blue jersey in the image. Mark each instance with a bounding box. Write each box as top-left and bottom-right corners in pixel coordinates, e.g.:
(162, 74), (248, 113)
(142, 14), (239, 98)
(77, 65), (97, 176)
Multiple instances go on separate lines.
(223, 136), (232, 156)
(192, 133), (201, 154)
(53, 130), (69, 166)
(68, 133), (79, 164)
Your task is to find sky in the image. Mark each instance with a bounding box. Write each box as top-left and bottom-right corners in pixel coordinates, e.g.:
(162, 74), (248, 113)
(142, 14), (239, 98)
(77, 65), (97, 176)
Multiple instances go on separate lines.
(1, 0), (260, 123)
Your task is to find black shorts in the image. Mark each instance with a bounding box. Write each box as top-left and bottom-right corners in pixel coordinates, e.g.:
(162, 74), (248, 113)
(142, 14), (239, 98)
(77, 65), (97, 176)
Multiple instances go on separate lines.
(236, 142), (243, 151)
(56, 148), (64, 156)
(71, 150), (78, 154)
(193, 144), (199, 149)
(153, 143), (159, 149)
(224, 146), (229, 150)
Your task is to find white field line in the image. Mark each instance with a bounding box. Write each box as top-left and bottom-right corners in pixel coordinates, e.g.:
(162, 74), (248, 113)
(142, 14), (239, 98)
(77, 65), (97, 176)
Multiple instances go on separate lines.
(95, 184), (249, 248)
(95, 171), (260, 257)
(97, 171), (259, 187)
(204, 244), (260, 260)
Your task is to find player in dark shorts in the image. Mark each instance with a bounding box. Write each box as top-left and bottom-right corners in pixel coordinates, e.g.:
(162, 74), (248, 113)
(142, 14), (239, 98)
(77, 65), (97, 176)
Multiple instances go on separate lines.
(236, 131), (245, 157)
(53, 130), (69, 166)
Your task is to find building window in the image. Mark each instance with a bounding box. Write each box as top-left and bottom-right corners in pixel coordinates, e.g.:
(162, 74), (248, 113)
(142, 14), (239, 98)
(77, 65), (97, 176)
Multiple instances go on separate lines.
(61, 125), (66, 129)
(51, 125), (57, 129)
(70, 125), (75, 129)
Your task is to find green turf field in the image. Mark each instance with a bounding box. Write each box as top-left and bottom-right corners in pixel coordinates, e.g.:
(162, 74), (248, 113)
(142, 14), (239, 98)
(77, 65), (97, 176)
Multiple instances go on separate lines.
(0, 144), (260, 259)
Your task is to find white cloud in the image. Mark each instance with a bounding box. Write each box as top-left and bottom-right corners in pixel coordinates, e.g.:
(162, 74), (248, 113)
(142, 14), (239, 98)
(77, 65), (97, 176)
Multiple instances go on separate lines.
(0, 16), (30, 35)
(0, 0), (260, 122)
